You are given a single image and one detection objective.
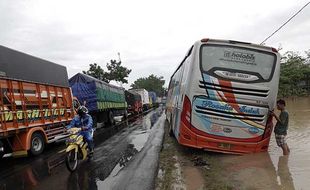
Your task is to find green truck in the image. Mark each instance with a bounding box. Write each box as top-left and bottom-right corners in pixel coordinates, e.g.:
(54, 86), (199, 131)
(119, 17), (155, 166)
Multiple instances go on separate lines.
(69, 73), (127, 126)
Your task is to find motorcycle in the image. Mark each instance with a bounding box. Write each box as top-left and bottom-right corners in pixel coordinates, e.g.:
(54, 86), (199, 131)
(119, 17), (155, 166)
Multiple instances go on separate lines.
(65, 127), (93, 172)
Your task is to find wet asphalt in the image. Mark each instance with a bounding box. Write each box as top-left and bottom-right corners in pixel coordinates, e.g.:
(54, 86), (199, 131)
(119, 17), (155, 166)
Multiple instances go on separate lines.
(0, 107), (165, 190)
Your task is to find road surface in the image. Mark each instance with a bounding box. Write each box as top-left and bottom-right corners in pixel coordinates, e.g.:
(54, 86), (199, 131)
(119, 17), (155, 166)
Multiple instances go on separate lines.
(0, 107), (165, 190)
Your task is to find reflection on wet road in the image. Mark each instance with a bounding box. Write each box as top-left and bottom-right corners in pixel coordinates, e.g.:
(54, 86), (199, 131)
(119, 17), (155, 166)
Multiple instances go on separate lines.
(0, 108), (163, 190)
(269, 97), (310, 190)
(219, 97), (310, 190)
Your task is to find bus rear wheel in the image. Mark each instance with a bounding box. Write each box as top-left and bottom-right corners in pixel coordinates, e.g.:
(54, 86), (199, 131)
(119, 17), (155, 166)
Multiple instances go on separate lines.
(29, 133), (45, 156)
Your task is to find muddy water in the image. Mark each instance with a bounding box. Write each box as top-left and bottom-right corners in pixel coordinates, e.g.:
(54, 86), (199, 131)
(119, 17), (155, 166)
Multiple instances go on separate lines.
(269, 97), (310, 190)
(220, 97), (310, 190)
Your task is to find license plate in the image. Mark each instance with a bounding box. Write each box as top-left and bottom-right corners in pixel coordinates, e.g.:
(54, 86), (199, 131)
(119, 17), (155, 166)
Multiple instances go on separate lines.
(218, 143), (231, 149)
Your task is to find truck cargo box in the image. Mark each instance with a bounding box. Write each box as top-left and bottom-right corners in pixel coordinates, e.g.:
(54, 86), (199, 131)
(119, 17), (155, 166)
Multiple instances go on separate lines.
(0, 77), (74, 156)
(69, 73), (126, 113)
(125, 90), (141, 107)
(148, 91), (157, 104)
(0, 45), (69, 87)
(125, 90), (142, 114)
(129, 89), (149, 111)
(129, 89), (149, 106)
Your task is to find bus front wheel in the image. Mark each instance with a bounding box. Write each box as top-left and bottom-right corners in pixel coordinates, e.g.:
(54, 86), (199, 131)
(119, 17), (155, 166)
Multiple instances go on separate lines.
(169, 115), (174, 137)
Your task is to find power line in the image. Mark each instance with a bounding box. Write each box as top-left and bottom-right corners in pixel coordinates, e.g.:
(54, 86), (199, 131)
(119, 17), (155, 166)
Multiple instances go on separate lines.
(260, 1), (310, 45)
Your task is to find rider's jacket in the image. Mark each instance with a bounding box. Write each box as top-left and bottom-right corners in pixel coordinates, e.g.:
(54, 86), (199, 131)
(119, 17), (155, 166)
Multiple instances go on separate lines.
(67, 114), (93, 131)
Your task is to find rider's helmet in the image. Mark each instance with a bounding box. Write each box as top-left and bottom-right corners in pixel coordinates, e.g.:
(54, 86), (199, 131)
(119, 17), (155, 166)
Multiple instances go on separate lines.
(77, 106), (88, 116)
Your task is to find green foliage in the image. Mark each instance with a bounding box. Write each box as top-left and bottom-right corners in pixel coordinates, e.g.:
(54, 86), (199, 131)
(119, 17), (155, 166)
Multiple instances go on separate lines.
(82, 59), (131, 84)
(106, 60), (132, 84)
(131, 74), (165, 96)
(278, 51), (310, 97)
(82, 63), (109, 82)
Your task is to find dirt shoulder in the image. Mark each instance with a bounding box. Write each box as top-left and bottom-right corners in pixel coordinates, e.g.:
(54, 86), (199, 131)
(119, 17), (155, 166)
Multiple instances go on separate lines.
(155, 121), (236, 190)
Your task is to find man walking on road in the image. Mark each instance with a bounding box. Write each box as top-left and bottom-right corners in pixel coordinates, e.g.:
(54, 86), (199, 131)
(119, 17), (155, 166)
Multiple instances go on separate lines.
(270, 99), (290, 155)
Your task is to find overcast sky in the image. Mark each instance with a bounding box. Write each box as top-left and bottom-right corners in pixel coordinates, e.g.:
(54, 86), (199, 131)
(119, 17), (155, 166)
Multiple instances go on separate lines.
(0, 0), (309, 89)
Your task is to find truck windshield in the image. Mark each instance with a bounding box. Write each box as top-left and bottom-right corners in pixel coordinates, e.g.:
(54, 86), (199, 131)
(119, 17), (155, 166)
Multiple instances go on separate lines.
(200, 45), (276, 82)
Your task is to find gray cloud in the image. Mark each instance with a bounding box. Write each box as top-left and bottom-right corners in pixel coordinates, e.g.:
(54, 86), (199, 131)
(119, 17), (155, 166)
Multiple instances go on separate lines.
(1, 0), (309, 90)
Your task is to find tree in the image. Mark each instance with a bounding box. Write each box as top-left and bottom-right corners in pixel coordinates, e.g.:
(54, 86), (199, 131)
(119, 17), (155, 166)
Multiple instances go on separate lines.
(82, 63), (109, 82)
(106, 59), (132, 84)
(131, 74), (165, 96)
(305, 49), (310, 65)
(82, 59), (131, 84)
(278, 51), (310, 97)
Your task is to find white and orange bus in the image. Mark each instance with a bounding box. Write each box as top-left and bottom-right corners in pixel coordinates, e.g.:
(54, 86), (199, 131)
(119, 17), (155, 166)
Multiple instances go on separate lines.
(166, 38), (280, 154)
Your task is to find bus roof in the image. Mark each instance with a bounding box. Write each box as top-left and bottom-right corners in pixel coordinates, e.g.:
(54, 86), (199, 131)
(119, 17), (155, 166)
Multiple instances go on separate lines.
(200, 38), (278, 53)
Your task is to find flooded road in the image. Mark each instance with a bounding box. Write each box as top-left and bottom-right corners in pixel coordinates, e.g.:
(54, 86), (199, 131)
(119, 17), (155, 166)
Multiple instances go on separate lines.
(219, 97), (310, 190)
(270, 97), (310, 190)
(0, 108), (164, 190)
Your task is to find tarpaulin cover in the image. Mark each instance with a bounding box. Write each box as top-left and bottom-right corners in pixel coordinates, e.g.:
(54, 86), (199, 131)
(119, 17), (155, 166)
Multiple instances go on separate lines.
(69, 73), (126, 112)
(0, 45), (69, 87)
(148, 91), (157, 103)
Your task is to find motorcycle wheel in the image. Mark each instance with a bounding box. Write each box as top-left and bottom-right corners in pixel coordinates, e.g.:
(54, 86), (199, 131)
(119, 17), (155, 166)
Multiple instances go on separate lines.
(66, 149), (79, 172)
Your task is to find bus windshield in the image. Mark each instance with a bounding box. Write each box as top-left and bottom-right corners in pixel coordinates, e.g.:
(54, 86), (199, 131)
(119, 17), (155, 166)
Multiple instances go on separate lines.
(200, 45), (276, 82)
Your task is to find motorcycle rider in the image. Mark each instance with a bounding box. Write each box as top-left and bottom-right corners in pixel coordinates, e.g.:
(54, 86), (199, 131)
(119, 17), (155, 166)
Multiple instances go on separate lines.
(67, 106), (94, 154)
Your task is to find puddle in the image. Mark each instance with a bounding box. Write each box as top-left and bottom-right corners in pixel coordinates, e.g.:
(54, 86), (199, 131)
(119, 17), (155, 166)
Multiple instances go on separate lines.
(183, 166), (205, 190)
(96, 108), (162, 188)
(0, 108), (163, 190)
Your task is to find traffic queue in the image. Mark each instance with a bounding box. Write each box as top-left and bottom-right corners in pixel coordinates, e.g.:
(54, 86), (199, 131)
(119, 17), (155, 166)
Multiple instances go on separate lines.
(0, 45), (161, 158)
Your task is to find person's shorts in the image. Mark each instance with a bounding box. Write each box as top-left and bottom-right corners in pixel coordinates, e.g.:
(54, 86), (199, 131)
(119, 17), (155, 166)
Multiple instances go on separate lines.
(275, 134), (287, 147)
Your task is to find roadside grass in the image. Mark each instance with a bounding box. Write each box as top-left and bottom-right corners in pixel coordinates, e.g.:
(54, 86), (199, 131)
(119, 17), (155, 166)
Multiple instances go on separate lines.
(156, 121), (236, 190)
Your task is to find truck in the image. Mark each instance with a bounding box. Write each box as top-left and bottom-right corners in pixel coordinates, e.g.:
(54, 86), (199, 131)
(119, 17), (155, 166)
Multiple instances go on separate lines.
(156, 97), (162, 104)
(129, 89), (149, 111)
(69, 73), (127, 126)
(125, 90), (142, 115)
(0, 45), (75, 158)
(148, 91), (157, 108)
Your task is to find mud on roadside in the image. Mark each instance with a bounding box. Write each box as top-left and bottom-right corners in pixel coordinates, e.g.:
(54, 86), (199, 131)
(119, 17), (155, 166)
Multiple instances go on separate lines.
(155, 121), (236, 190)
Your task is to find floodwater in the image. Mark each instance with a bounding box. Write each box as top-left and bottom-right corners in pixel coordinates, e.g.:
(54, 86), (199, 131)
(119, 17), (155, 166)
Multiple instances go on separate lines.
(220, 97), (310, 190)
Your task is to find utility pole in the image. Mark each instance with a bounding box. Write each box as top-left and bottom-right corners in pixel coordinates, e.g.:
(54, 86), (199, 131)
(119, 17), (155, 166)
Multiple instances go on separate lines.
(117, 52), (123, 88)
(118, 52), (121, 62)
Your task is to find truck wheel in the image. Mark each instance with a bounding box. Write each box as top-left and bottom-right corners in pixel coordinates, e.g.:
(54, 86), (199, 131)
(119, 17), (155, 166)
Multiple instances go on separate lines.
(124, 110), (128, 119)
(92, 115), (98, 129)
(29, 133), (45, 156)
(108, 111), (115, 125)
(0, 141), (4, 158)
